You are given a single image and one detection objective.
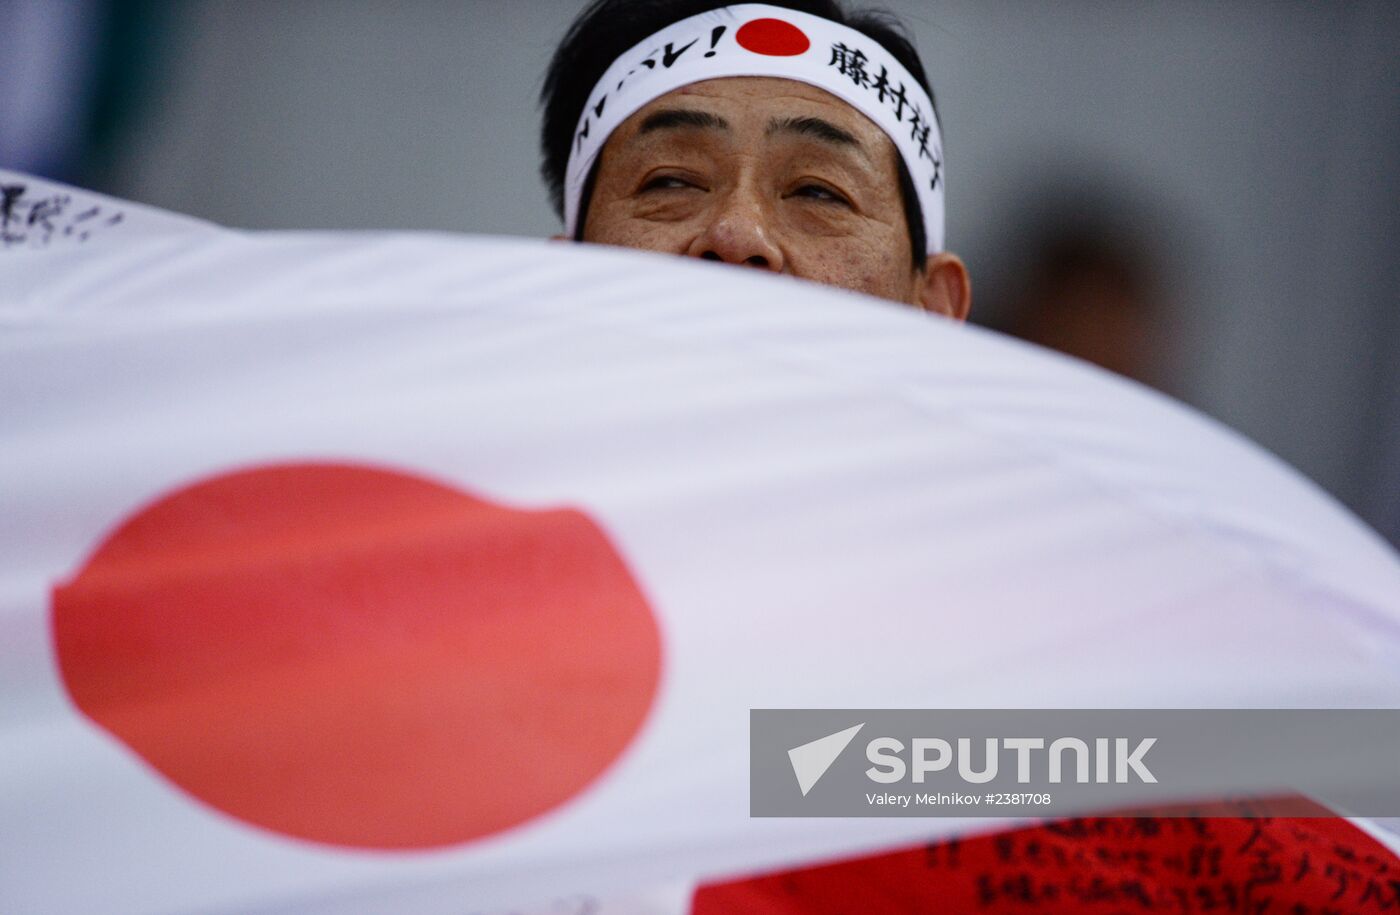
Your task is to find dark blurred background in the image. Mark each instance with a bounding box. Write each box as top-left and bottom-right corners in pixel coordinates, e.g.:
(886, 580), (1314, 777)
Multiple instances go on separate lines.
(4, 0), (1397, 547)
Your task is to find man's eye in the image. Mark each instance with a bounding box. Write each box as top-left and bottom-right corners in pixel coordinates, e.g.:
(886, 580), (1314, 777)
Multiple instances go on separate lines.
(791, 183), (851, 206)
(640, 175), (697, 192)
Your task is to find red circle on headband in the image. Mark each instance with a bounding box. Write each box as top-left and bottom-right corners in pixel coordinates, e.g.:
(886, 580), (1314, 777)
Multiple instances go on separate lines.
(736, 18), (811, 56)
(52, 462), (663, 849)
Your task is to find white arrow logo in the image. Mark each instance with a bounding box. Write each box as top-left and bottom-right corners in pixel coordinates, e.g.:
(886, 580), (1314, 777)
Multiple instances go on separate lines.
(788, 723), (865, 796)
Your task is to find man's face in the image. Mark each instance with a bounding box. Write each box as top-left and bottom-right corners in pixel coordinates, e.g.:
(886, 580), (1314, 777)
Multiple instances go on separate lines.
(581, 76), (925, 305)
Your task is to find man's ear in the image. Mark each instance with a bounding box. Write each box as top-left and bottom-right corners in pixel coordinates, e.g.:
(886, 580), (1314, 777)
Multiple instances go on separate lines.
(914, 252), (972, 322)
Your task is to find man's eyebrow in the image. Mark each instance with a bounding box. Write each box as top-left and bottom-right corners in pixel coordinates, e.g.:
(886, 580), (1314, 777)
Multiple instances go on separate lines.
(767, 115), (866, 157)
(637, 108), (730, 134)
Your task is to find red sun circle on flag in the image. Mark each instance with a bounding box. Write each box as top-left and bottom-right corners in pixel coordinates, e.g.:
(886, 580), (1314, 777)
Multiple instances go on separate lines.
(51, 463), (663, 850)
(735, 18), (811, 56)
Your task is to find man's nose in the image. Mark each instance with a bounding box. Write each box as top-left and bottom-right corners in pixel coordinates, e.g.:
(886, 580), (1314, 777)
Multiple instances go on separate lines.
(685, 188), (784, 272)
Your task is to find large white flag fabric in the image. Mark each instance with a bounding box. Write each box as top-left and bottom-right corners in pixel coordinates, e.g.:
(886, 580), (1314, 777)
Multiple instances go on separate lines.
(3, 171), (1400, 914)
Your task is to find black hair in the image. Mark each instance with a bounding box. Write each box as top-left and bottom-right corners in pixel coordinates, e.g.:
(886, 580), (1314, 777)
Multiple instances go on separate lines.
(540, 0), (938, 268)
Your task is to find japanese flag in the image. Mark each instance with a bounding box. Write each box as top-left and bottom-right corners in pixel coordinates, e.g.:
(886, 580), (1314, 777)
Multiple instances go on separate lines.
(3, 172), (1400, 914)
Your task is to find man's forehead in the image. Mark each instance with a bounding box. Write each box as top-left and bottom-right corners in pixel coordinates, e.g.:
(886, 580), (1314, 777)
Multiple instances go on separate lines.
(622, 76), (891, 146)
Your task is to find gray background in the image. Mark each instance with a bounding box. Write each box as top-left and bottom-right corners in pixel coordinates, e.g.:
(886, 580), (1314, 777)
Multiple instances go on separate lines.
(7, 0), (1398, 545)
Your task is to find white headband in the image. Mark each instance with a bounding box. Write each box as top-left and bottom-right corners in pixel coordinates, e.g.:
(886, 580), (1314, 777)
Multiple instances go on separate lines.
(563, 3), (945, 253)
